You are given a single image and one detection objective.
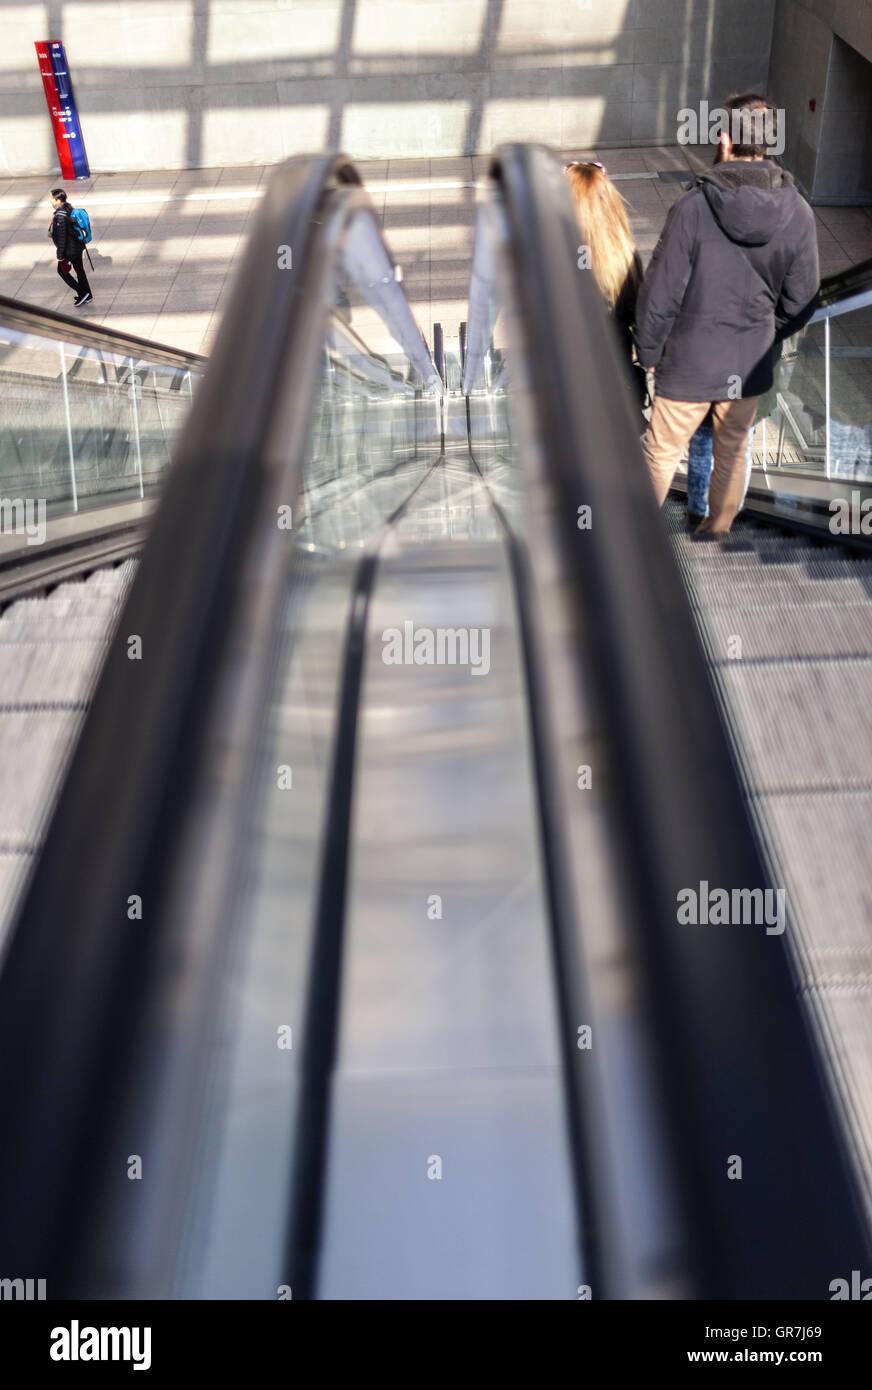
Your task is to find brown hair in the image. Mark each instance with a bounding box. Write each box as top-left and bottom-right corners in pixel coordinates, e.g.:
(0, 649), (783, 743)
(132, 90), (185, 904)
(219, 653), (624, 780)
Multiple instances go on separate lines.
(565, 162), (639, 309)
(722, 93), (778, 159)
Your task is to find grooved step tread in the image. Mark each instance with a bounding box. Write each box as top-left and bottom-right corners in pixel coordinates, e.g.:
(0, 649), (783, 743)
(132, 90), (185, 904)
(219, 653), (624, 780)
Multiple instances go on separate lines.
(666, 496), (872, 1224)
(0, 559), (138, 952)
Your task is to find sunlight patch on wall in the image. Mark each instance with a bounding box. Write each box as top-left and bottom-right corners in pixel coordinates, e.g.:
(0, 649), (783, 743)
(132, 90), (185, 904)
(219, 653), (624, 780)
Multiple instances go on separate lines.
(484, 95), (606, 147)
(204, 103), (330, 164)
(65, 2), (194, 69)
(352, 0), (488, 56)
(208, 2), (343, 62)
(84, 108), (189, 170)
(0, 4), (43, 74)
(342, 102), (471, 157)
(498, 0), (632, 50)
(0, 113), (51, 175)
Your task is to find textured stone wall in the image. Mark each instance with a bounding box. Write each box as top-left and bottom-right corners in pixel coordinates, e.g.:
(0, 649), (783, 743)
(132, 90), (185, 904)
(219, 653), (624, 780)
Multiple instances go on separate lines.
(769, 0), (872, 201)
(0, 0), (776, 174)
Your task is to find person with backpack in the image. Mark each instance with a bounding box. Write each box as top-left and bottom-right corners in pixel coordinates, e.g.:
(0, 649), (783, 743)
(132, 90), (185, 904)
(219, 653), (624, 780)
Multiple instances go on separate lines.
(636, 93), (820, 534)
(48, 188), (92, 308)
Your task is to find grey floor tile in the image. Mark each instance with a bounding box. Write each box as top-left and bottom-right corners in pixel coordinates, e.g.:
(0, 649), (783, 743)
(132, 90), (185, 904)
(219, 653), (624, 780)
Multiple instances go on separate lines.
(353, 160), (389, 183)
(387, 158), (431, 180)
(133, 170), (180, 189)
(430, 156), (475, 180)
(837, 238), (872, 262)
(217, 165), (266, 184)
(818, 251), (854, 276)
(172, 168), (222, 190)
(815, 206), (872, 237)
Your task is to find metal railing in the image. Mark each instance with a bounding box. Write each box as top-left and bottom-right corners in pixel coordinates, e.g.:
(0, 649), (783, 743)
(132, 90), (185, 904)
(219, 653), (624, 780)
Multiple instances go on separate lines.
(0, 295), (206, 595)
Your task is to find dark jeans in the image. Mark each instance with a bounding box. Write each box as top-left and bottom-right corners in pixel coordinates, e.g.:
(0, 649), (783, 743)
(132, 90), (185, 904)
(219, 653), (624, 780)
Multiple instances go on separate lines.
(57, 249), (91, 297)
(687, 423), (752, 517)
(829, 418), (872, 480)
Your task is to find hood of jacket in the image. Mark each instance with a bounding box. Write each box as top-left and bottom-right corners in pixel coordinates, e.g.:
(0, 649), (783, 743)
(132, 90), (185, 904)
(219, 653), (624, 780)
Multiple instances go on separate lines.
(697, 161), (797, 247)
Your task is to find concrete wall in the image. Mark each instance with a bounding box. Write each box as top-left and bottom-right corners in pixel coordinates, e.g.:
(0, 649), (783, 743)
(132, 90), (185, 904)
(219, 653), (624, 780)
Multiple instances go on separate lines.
(769, 0), (872, 201)
(0, 0), (775, 176)
(816, 36), (872, 202)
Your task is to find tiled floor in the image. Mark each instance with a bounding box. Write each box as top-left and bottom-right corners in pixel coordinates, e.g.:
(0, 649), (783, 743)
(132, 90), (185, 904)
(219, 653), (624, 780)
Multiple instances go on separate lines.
(1, 148), (870, 358)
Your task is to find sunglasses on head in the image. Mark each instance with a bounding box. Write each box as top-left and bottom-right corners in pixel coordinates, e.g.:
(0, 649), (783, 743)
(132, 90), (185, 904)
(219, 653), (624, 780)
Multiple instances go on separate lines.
(565, 159), (606, 173)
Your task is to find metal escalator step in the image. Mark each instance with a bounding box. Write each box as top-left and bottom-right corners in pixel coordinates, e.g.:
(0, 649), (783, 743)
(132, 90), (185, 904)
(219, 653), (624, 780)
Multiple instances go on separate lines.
(677, 553), (807, 574)
(757, 549), (823, 565)
(668, 499), (872, 1226)
(0, 851), (31, 963)
(758, 791), (872, 1204)
(0, 709), (85, 849)
(728, 537), (812, 554)
(684, 575), (872, 608)
(0, 559), (138, 956)
(0, 560), (137, 627)
(717, 539), (757, 553)
(0, 562), (136, 639)
(690, 558), (872, 580)
(687, 561), (867, 594)
(3, 593), (121, 620)
(701, 604), (872, 662)
(0, 614), (120, 644)
(815, 992), (872, 1201)
(717, 660), (872, 792)
(761, 792), (872, 985)
(0, 641), (107, 707)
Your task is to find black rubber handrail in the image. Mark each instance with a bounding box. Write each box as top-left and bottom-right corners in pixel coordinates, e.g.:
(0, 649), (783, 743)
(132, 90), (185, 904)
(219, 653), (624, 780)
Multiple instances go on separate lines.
(490, 143), (871, 1298)
(0, 154), (392, 1291)
(817, 254), (872, 311)
(0, 292), (205, 369)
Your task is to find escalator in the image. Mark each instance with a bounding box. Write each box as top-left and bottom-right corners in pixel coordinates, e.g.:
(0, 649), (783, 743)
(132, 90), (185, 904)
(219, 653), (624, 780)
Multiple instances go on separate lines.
(668, 504), (872, 1242)
(0, 300), (203, 949)
(0, 294), (203, 599)
(664, 258), (872, 1241)
(0, 148), (869, 1302)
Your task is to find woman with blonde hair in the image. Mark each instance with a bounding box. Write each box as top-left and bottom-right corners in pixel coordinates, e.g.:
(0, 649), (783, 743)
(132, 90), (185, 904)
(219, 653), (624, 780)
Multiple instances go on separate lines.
(565, 159), (647, 416)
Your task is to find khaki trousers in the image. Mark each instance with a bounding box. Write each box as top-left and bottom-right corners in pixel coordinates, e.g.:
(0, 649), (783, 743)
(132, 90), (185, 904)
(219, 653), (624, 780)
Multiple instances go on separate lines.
(642, 395), (760, 532)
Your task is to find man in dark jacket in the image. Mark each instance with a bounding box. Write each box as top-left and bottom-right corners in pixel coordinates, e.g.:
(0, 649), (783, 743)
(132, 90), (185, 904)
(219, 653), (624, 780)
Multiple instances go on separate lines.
(636, 94), (819, 533)
(49, 188), (92, 308)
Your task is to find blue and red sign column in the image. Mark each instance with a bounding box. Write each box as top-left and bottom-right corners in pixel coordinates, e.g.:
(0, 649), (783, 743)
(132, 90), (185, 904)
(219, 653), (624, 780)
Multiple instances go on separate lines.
(35, 40), (89, 180)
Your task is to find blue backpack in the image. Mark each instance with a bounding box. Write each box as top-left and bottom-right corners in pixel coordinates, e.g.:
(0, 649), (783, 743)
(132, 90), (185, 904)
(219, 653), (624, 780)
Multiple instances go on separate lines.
(70, 207), (92, 244)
